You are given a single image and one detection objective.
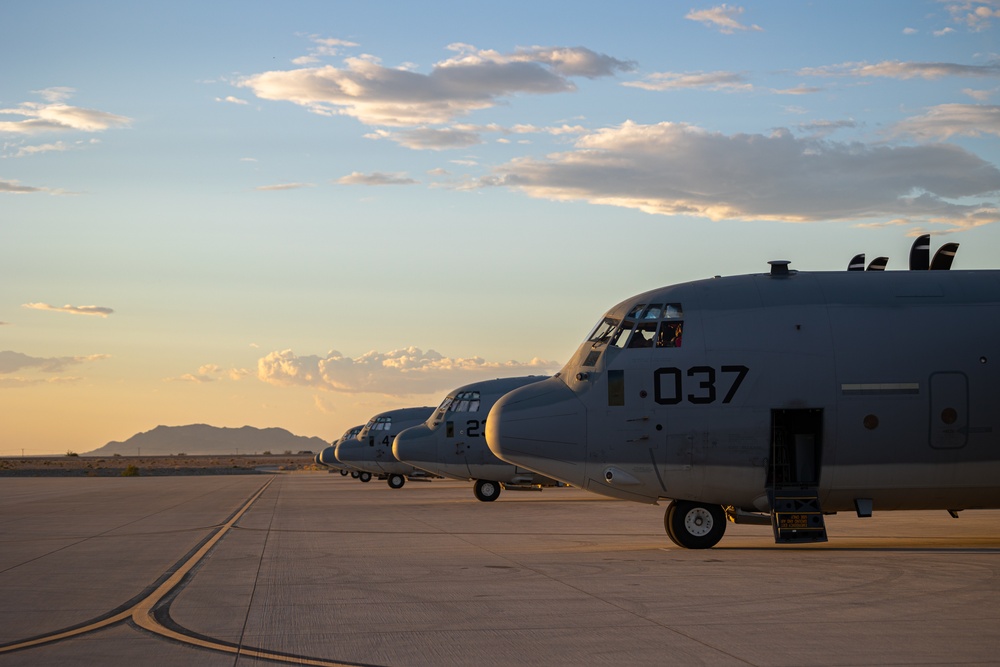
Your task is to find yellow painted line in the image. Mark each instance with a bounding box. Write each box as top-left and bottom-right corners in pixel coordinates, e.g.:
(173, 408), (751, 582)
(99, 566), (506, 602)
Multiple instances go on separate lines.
(0, 609), (134, 653)
(2, 477), (359, 666)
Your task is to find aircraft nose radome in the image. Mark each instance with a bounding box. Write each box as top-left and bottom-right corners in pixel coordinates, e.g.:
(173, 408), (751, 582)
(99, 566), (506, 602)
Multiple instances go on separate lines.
(392, 425), (434, 465)
(318, 446), (338, 466)
(486, 377), (587, 482)
(335, 441), (362, 463)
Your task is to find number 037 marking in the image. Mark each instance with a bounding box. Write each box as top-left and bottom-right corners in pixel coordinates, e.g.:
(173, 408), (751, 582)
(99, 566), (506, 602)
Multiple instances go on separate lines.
(653, 365), (749, 405)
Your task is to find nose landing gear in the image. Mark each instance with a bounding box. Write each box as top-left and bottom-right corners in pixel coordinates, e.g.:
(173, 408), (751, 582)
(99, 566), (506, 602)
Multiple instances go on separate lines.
(664, 500), (726, 549)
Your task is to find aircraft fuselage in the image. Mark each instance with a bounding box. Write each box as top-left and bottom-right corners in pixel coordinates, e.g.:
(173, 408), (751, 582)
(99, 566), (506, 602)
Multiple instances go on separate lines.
(488, 268), (1000, 517)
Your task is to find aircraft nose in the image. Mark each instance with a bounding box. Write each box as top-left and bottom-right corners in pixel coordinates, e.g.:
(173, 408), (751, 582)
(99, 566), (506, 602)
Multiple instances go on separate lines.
(318, 446), (338, 467)
(392, 425), (435, 466)
(486, 377), (587, 486)
(335, 440), (363, 463)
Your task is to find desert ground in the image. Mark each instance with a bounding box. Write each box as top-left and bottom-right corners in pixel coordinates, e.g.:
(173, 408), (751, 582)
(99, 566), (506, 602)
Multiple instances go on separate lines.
(0, 454), (320, 477)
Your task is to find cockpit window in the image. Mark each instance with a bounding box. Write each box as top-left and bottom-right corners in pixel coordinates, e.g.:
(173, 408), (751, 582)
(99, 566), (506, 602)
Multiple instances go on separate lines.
(590, 302), (684, 352)
(451, 391), (480, 412)
(628, 322), (657, 348)
(610, 321), (634, 348)
(364, 416), (392, 432)
(657, 321), (683, 347)
(641, 304), (664, 320)
(431, 391), (481, 428)
(588, 317), (619, 345)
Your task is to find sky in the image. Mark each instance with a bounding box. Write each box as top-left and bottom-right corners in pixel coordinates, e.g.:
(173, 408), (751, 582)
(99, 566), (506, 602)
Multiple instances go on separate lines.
(3, 1), (1000, 454)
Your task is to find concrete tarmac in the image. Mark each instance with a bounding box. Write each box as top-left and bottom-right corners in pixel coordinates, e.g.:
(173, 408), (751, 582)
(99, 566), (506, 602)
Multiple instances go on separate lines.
(1, 473), (999, 666)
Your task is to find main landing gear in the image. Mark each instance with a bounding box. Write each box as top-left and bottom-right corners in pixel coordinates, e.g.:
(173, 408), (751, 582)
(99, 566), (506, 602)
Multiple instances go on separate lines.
(387, 473), (406, 489)
(664, 500), (726, 549)
(474, 479), (501, 502)
(358, 471), (372, 483)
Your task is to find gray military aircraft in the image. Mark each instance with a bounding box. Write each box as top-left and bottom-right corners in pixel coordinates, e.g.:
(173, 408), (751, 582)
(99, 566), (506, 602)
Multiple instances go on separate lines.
(487, 237), (1000, 548)
(393, 376), (560, 501)
(316, 424), (364, 476)
(335, 406), (435, 488)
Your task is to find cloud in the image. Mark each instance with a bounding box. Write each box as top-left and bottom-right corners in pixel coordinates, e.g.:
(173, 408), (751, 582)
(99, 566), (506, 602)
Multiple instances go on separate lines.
(772, 85), (825, 95)
(625, 70), (752, 92)
(22, 303), (114, 317)
(482, 121), (1000, 230)
(253, 182), (316, 191)
(891, 103), (1000, 139)
(963, 87), (995, 101)
(0, 376), (83, 388)
(364, 122), (587, 151)
(685, 5), (763, 33)
(166, 363), (253, 383)
(4, 138), (101, 159)
(238, 44), (633, 127)
(216, 96), (248, 105)
(257, 347), (557, 396)
(0, 90), (131, 135)
(0, 350), (109, 374)
(365, 127), (483, 150)
(293, 35), (361, 64)
(799, 60), (1000, 80)
(336, 171), (418, 185)
(797, 119), (859, 137)
(1, 179), (50, 194)
(943, 1), (1000, 31)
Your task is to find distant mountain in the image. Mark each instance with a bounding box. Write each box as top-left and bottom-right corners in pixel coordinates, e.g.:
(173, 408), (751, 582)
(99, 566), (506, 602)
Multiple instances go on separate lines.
(86, 424), (328, 456)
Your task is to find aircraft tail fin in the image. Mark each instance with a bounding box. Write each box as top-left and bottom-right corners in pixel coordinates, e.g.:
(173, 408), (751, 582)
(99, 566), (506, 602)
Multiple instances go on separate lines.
(847, 253), (865, 271)
(866, 256), (888, 271)
(930, 242), (959, 270)
(909, 234), (930, 270)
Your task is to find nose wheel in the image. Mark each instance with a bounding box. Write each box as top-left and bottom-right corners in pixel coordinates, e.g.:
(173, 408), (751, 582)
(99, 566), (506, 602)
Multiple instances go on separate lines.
(664, 500), (726, 549)
(474, 479), (501, 502)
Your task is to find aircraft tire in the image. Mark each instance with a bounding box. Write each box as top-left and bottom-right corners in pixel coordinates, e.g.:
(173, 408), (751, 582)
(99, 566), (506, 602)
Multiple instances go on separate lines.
(387, 474), (406, 489)
(664, 500), (726, 549)
(340, 469), (349, 476)
(351, 471), (360, 479)
(474, 479), (501, 502)
(359, 472), (372, 483)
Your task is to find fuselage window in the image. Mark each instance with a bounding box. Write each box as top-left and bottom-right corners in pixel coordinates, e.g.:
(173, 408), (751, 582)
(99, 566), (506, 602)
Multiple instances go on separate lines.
(657, 321), (683, 348)
(664, 303), (683, 319)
